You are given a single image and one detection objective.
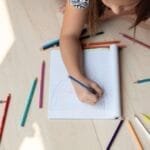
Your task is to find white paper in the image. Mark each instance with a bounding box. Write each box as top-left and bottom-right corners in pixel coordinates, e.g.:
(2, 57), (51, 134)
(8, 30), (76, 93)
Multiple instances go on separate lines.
(48, 45), (121, 119)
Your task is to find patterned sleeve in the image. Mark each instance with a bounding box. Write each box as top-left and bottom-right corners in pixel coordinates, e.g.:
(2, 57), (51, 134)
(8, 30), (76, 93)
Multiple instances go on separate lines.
(69, 0), (89, 9)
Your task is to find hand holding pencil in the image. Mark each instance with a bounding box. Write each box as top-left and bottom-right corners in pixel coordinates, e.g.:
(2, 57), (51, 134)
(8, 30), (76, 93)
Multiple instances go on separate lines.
(69, 75), (103, 105)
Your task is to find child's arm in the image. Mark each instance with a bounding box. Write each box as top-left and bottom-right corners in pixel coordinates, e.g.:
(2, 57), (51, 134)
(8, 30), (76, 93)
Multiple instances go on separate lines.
(60, 2), (103, 105)
(60, 2), (87, 79)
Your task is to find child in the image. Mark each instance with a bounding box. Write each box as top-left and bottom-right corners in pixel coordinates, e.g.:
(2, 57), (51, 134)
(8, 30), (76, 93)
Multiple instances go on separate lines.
(59, 0), (150, 105)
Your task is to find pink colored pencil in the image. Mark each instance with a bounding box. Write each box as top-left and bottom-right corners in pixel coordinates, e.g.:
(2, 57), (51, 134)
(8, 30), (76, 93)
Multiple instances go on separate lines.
(39, 61), (46, 108)
(120, 32), (150, 49)
(0, 94), (11, 140)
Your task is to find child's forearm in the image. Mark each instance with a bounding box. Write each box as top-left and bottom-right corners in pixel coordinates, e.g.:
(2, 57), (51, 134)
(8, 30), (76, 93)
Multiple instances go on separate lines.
(60, 35), (84, 79)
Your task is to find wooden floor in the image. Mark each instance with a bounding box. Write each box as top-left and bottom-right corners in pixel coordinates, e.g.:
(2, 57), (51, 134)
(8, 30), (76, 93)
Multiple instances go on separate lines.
(0, 0), (150, 150)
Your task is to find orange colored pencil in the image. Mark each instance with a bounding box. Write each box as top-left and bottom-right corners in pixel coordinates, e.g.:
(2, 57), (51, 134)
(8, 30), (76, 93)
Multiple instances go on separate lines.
(127, 120), (143, 150)
(0, 94), (11, 140)
(83, 40), (120, 46)
(83, 44), (126, 49)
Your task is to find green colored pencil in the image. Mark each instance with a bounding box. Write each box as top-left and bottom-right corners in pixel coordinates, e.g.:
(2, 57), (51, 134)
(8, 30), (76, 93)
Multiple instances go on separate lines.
(20, 78), (38, 126)
(134, 78), (150, 84)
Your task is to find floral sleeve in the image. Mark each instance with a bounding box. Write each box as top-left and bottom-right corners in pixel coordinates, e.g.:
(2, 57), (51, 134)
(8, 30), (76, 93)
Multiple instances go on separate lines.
(69, 0), (89, 9)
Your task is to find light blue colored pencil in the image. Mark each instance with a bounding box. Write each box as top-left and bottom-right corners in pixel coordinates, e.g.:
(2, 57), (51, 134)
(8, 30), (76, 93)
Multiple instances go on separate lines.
(20, 78), (38, 127)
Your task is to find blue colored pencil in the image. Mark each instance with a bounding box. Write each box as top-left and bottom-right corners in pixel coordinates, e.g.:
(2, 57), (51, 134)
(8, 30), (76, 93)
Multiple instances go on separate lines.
(134, 78), (150, 84)
(106, 120), (124, 150)
(68, 75), (97, 95)
(42, 38), (59, 50)
(20, 78), (38, 127)
(41, 31), (104, 50)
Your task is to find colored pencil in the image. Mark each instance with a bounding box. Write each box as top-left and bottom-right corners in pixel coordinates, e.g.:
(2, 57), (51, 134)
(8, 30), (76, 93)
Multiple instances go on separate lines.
(80, 31), (104, 40)
(127, 120), (143, 150)
(0, 94), (11, 140)
(83, 40), (120, 46)
(42, 39), (59, 50)
(134, 115), (150, 137)
(120, 33), (150, 49)
(83, 44), (126, 49)
(106, 120), (124, 150)
(68, 75), (97, 95)
(134, 78), (150, 84)
(41, 31), (104, 50)
(39, 61), (45, 108)
(20, 78), (38, 126)
(142, 114), (150, 122)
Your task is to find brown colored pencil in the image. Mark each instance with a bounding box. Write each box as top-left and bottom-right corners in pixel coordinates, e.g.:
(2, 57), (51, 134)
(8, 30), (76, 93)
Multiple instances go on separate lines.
(120, 33), (150, 49)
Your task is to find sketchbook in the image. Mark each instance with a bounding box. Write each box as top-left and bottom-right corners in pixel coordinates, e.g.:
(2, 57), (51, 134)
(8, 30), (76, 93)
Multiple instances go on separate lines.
(48, 45), (121, 119)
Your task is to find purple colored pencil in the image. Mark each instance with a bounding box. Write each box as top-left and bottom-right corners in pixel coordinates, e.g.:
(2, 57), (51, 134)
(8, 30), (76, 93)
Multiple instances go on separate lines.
(39, 60), (45, 108)
(106, 120), (124, 150)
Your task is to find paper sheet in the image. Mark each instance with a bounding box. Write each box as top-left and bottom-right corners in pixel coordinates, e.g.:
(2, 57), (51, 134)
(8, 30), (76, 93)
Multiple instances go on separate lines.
(48, 45), (121, 119)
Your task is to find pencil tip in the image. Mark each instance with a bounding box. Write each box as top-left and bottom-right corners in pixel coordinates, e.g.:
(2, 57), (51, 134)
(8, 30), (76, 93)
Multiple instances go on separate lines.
(42, 60), (45, 64)
(141, 113), (147, 117)
(40, 47), (44, 51)
(35, 77), (38, 81)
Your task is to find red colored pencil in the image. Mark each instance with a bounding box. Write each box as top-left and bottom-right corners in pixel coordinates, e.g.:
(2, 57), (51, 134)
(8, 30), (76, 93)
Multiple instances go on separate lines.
(120, 32), (150, 49)
(0, 94), (11, 140)
(39, 61), (45, 108)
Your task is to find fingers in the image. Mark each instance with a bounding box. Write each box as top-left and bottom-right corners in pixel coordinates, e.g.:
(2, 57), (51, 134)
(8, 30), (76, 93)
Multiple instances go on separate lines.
(71, 77), (104, 105)
(81, 93), (99, 105)
(84, 82), (103, 105)
(91, 83), (103, 97)
(87, 94), (98, 104)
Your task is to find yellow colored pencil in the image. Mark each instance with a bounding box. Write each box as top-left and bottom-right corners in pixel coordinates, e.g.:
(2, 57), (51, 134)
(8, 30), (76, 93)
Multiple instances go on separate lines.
(142, 114), (150, 123)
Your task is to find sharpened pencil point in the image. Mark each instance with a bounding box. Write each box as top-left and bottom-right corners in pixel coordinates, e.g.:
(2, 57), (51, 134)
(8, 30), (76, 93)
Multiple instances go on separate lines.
(40, 47), (44, 51)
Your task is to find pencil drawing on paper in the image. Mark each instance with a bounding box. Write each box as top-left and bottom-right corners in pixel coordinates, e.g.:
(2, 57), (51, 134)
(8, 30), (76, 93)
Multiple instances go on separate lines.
(50, 77), (106, 111)
(50, 77), (78, 109)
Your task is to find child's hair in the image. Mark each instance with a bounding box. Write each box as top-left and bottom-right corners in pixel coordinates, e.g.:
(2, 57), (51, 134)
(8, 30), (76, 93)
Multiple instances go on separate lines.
(88, 0), (150, 34)
(88, 0), (106, 34)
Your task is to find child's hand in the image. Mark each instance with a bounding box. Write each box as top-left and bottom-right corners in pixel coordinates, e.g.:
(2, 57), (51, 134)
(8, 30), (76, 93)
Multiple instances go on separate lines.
(71, 76), (103, 105)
